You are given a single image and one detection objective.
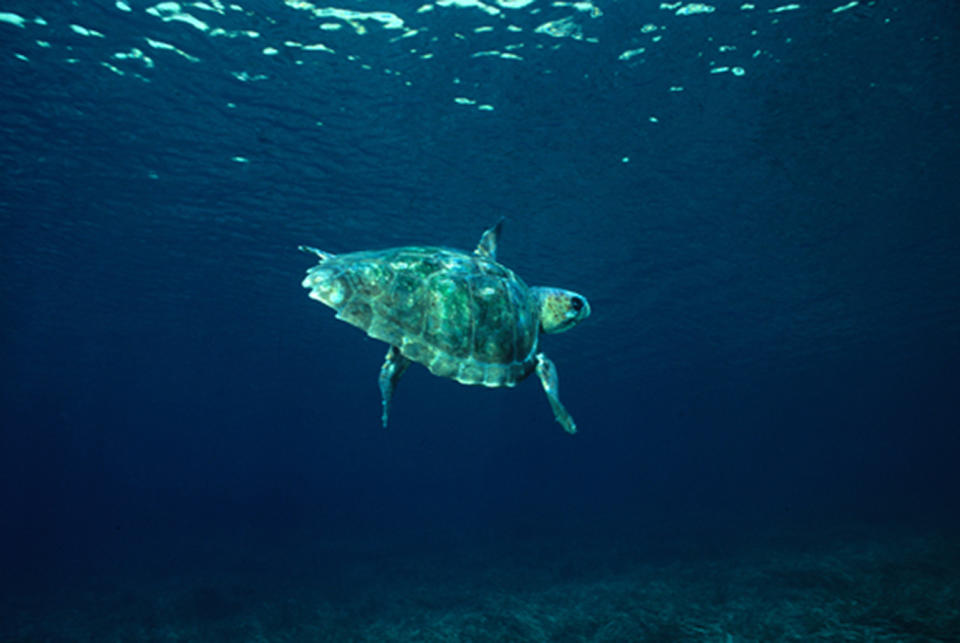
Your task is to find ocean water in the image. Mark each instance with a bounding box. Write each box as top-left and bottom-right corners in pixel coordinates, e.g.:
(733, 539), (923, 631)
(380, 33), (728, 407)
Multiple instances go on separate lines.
(1, 1), (959, 640)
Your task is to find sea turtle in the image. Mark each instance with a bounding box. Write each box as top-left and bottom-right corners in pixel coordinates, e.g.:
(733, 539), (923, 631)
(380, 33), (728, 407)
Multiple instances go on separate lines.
(298, 220), (590, 433)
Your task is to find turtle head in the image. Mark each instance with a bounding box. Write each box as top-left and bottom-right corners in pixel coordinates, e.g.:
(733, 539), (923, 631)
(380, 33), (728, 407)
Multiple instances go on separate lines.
(534, 287), (591, 334)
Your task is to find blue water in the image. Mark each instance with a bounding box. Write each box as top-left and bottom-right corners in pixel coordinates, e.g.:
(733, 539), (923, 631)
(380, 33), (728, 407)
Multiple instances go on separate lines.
(2, 1), (959, 640)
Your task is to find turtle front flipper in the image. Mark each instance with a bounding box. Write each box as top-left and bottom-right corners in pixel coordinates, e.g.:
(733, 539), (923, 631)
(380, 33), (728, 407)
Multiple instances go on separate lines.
(535, 353), (577, 434)
(379, 345), (411, 428)
(474, 218), (504, 260)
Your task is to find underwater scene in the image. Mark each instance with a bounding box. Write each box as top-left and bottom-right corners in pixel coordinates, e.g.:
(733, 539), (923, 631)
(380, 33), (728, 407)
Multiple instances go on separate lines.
(1, 1), (959, 641)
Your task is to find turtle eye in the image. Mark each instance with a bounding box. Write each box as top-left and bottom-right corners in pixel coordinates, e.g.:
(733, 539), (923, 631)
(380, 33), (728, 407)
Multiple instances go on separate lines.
(570, 297), (583, 312)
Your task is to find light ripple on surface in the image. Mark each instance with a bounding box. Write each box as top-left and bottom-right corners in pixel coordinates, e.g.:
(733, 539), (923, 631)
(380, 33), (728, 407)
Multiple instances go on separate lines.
(0, 0), (863, 108)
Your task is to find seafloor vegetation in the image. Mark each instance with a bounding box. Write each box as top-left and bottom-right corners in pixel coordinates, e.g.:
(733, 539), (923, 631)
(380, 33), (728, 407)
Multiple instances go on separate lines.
(3, 523), (957, 642)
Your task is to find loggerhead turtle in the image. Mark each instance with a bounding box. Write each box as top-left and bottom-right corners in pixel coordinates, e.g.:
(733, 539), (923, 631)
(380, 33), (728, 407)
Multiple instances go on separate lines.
(298, 220), (590, 433)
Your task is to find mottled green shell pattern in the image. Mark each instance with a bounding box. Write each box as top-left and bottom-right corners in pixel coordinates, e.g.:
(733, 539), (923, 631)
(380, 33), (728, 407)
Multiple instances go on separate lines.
(302, 246), (540, 387)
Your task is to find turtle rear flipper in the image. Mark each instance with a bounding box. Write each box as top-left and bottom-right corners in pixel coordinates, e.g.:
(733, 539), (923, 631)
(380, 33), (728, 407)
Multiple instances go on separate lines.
(379, 345), (411, 428)
(298, 245), (336, 261)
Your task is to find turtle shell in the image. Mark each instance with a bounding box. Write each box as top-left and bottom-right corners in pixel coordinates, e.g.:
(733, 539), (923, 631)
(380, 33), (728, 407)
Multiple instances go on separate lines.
(302, 246), (539, 387)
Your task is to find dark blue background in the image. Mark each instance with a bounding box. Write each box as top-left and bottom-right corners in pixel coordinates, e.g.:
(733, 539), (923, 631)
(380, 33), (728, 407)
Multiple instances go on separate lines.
(1, 0), (958, 595)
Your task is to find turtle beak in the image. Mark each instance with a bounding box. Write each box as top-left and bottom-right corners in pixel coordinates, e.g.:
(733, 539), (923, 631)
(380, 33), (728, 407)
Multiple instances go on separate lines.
(570, 295), (590, 323)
